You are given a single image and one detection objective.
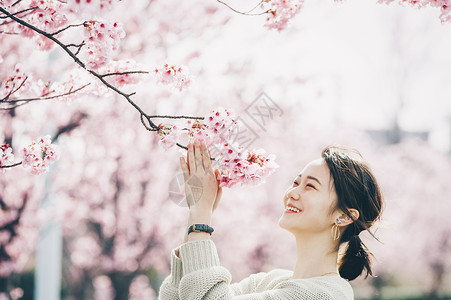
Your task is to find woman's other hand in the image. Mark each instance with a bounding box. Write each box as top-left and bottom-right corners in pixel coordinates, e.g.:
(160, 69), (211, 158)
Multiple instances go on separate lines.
(179, 140), (222, 217)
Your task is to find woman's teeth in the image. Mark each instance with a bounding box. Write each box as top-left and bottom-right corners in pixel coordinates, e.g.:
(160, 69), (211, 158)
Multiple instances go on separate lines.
(286, 206), (301, 213)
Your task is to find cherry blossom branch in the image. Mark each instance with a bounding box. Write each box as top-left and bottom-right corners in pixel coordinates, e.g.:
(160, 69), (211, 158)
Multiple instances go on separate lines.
(0, 6), (87, 68)
(0, 6), (208, 150)
(216, 0), (269, 16)
(0, 112), (87, 169)
(0, 83), (91, 110)
(0, 7), (160, 129)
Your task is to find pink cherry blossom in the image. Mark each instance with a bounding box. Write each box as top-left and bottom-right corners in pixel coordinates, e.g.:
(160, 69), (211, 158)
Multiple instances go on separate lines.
(202, 107), (239, 145)
(156, 123), (182, 150)
(82, 20), (125, 69)
(100, 59), (146, 87)
(0, 144), (14, 172)
(28, 0), (68, 32)
(0, 64), (30, 100)
(153, 64), (191, 91)
(377, 0), (451, 23)
(21, 135), (60, 175)
(214, 142), (279, 188)
(262, 0), (304, 31)
(66, 0), (117, 13)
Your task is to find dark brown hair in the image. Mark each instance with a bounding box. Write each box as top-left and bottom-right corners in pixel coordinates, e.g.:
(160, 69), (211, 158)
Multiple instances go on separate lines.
(321, 146), (383, 281)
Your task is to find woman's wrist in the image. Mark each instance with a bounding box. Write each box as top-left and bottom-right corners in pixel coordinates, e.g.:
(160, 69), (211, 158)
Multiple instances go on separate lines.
(187, 211), (212, 242)
(187, 231), (211, 241)
(189, 208), (212, 223)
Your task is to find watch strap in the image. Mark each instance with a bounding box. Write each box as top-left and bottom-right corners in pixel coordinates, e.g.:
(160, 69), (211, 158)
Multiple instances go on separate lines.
(188, 224), (214, 235)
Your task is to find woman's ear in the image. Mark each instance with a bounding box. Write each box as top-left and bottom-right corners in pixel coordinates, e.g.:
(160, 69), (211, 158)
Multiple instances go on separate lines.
(336, 209), (359, 227)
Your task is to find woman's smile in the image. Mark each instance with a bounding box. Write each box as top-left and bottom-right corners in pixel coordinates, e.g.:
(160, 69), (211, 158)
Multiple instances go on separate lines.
(285, 203), (302, 214)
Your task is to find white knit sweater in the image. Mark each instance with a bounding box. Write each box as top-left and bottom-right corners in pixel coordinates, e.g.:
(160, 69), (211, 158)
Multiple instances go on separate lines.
(158, 239), (354, 300)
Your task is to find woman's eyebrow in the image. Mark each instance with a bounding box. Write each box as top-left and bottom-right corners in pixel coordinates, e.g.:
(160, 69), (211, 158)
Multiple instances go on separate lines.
(297, 174), (322, 186)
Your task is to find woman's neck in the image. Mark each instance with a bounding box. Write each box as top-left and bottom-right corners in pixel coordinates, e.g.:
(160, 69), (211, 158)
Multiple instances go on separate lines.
(292, 232), (339, 279)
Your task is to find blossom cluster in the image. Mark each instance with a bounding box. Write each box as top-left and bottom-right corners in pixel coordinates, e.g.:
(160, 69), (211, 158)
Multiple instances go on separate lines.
(155, 107), (279, 188)
(0, 64), (30, 100)
(22, 135), (60, 175)
(377, 0), (451, 23)
(100, 59), (145, 87)
(82, 20), (126, 69)
(156, 123), (181, 150)
(0, 144), (14, 172)
(261, 0), (304, 31)
(154, 64), (191, 92)
(67, 0), (117, 13)
(1, 0), (69, 50)
(215, 142), (279, 188)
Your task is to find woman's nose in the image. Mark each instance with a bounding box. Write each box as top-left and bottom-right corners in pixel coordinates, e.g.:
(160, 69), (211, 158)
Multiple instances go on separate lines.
(287, 188), (300, 201)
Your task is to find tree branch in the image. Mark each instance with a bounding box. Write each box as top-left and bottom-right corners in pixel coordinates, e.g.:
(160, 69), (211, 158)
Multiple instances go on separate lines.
(0, 5), (37, 19)
(0, 76), (28, 102)
(0, 83), (91, 110)
(147, 114), (204, 120)
(0, 161), (22, 168)
(100, 71), (149, 78)
(50, 22), (87, 36)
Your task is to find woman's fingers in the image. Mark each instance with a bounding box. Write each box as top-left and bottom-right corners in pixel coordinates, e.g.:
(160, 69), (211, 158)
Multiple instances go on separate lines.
(187, 142), (196, 174)
(201, 141), (212, 172)
(212, 185), (222, 212)
(194, 140), (204, 173)
(180, 156), (189, 181)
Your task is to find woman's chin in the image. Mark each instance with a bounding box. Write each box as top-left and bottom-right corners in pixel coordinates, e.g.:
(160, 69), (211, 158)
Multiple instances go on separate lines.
(278, 215), (291, 231)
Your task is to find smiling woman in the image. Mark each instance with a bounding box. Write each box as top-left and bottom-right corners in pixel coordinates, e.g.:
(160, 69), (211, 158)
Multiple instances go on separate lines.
(158, 141), (383, 300)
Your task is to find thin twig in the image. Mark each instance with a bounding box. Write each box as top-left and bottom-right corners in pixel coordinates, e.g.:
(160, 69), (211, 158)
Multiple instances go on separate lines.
(0, 83), (90, 109)
(5, 83), (90, 104)
(0, 161), (22, 168)
(0, 6), (38, 19)
(244, 0), (266, 14)
(11, 0), (23, 7)
(1, 76), (28, 102)
(100, 71), (149, 78)
(216, 0), (269, 16)
(147, 114), (204, 120)
(50, 22), (87, 36)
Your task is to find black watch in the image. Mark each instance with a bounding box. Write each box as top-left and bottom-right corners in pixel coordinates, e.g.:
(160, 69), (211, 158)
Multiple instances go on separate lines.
(188, 224), (214, 235)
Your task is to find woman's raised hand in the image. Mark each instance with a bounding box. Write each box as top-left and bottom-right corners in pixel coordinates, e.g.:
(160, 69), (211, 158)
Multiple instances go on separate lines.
(179, 140), (222, 216)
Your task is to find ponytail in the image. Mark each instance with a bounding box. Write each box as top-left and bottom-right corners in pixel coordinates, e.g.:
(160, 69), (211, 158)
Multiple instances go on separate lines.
(339, 235), (373, 281)
(322, 146), (383, 281)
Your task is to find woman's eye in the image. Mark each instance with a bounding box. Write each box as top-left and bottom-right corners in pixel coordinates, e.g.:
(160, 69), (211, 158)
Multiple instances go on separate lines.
(293, 181), (298, 186)
(307, 183), (316, 190)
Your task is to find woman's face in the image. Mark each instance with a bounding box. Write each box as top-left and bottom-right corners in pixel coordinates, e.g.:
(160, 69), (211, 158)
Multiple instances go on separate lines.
(279, 158), (339, 236)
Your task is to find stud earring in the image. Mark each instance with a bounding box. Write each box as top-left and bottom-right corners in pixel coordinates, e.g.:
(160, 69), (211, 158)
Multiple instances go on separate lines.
(336, 218), (342, 225)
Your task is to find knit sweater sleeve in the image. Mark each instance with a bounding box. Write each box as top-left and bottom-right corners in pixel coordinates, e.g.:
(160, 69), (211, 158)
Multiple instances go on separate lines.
(178, 240), (299, 300)
(158, 248), (183, 300)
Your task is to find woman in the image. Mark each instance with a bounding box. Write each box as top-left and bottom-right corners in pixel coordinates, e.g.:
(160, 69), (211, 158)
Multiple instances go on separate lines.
(159, 139), (383, 300)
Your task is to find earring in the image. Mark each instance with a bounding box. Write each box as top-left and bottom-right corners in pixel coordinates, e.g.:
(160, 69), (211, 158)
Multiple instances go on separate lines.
(331, 219), (341, 241)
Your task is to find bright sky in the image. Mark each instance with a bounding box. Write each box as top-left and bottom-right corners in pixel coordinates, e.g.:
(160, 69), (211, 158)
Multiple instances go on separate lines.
(195, 0), (451, 140)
